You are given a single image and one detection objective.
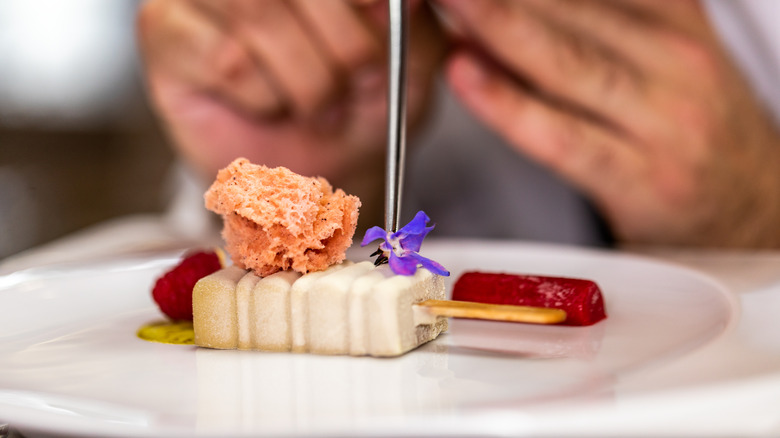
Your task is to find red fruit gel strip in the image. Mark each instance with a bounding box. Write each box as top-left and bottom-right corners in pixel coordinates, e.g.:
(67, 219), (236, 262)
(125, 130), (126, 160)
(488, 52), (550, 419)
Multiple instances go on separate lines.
(451, 272), (607, 326)
(152, 250), (222, 321)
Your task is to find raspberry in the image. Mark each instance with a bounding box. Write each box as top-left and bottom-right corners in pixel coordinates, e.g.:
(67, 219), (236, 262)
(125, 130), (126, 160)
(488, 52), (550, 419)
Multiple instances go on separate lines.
(452, 272), (607, 326)
(152, 250), (223, 321)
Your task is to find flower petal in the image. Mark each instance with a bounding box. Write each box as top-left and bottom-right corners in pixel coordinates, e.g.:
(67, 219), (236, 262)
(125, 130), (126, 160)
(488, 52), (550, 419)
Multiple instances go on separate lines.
(361, 226), (389, 247)
(407, 252), (450, 277)
(364, 211), (449, 276)
(388, 253), (419, 276)
(398, 211), (430, 236)
(400, 225), (433, 253)
(397, 211), (433, 252)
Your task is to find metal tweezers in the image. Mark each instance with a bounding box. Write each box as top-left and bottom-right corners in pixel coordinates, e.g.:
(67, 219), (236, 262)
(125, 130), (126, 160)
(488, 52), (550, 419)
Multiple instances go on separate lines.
(385, 0), (408, 233)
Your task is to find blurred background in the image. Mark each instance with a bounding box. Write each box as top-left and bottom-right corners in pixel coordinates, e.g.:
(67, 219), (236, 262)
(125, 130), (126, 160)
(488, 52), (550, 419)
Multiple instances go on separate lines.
(0, 0), (174, 260)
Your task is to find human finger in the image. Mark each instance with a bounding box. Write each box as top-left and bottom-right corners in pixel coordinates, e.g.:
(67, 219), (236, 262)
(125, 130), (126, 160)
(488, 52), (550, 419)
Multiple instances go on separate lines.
(613, 0), (710, 36)
(193, 0), (340, 117)
(348, 0), (381, 5)
(290, 0), (383, 95)
(352, 0), (428, 31)
(138, 0), (282, 116)
(434, 0), (652, 137)
(518, 0), (713, 80)
(446, 51), (644, 202)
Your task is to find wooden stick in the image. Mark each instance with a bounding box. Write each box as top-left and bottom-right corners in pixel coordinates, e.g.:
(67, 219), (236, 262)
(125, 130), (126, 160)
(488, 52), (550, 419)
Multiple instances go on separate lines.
(416, 300), (567, 325)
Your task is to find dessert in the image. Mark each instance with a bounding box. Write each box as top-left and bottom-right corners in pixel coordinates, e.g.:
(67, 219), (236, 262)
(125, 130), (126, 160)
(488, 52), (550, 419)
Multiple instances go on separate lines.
(452, 272), (607, 326)
(137, 320), (195, 345)
(151, 250), (223, 321)
(190, 265), (247, 348)
(190, 159), (450, 356)
(204, 158), (360, 277)
(154, 159), (587, 357)
(193, 263), (447, 357)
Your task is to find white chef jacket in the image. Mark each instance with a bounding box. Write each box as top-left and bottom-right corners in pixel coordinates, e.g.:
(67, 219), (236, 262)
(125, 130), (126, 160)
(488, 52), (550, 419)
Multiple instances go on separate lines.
(404, 0), (780, 246)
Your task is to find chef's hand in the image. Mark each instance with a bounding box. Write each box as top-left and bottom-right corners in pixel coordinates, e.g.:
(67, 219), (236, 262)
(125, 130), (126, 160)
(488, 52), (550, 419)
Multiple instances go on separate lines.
(437, 0), (780, 247)
(137, 0), (443, 197)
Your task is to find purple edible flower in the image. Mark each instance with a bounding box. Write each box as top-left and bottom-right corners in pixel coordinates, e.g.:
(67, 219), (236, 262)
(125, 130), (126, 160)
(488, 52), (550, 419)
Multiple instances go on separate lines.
(361, 211), (450, 277)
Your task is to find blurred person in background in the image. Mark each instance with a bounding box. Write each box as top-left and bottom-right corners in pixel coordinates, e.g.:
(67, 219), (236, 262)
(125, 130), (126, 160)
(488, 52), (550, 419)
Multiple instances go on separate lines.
(136, 0), (780, 249)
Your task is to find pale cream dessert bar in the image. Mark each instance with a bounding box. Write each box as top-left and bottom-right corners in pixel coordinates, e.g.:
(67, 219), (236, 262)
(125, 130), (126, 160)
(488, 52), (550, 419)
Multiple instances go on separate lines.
(192, 263), (447, 357)
(192, 265), (247, 349)
(307, 261), (376, 355)
(289, 262), (350, 352)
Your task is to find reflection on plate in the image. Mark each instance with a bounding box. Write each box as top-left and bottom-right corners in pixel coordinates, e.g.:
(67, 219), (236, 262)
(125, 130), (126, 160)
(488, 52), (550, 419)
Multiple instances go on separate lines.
(0, 240), (735, 437)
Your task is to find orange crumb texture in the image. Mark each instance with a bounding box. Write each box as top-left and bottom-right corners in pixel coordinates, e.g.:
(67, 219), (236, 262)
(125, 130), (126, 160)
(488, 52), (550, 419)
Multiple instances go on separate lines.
(204, 158), (361, 277)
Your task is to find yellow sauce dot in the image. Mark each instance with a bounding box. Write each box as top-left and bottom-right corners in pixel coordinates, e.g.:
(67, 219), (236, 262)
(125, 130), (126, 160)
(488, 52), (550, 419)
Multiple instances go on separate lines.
(137, 321), (195, 345)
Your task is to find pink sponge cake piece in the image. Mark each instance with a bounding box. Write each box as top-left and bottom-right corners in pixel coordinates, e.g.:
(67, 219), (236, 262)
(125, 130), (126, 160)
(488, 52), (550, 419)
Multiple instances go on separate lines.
(204, 158), (361, 276)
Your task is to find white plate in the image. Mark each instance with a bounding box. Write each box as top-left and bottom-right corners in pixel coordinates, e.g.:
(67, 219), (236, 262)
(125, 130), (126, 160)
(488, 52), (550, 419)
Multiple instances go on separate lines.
(0, 240), (736, 437)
